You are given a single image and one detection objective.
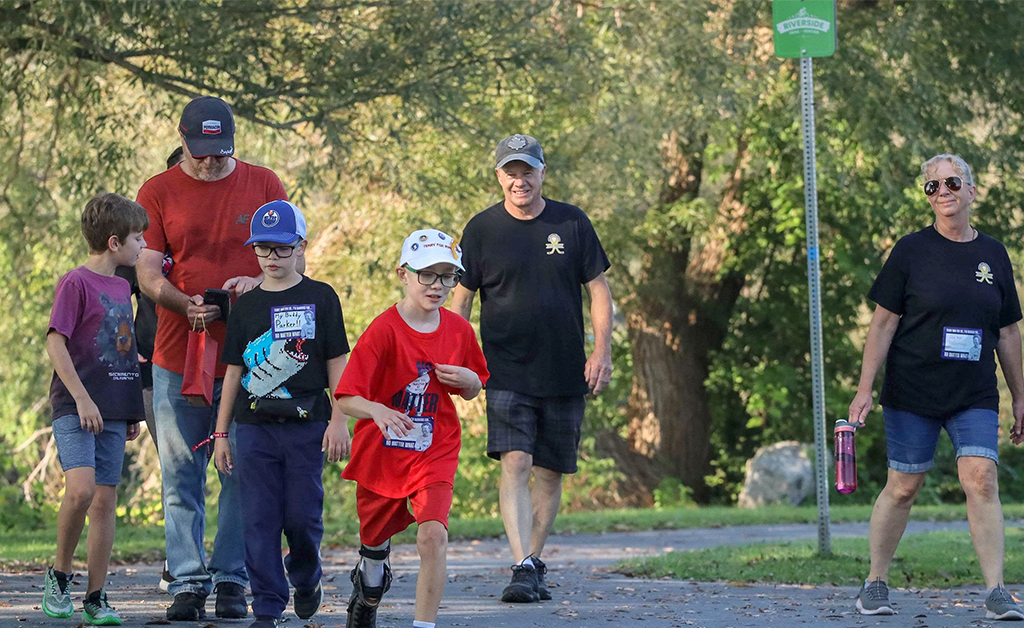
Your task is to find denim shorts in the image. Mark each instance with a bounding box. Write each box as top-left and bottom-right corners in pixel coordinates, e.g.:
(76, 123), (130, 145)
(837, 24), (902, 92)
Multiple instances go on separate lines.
(883, 406), (999, 473)
(52, 415), (127, 486)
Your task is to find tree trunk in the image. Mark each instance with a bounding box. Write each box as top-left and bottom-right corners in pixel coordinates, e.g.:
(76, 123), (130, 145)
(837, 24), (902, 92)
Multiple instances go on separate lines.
(613, 132), (748, 502)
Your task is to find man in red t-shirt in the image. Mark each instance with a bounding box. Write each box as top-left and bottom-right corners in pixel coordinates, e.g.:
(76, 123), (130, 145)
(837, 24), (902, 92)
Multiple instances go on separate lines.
(137, 96), (288, 622)
(335, 229), (489, 628)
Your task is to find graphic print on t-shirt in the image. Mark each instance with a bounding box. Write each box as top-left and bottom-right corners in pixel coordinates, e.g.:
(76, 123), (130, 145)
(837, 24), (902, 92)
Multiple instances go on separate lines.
(96, 292), (138, 380)
(942, 327), (983, 362)
(241, 328), (310, 398)
(384, 361), (438, 452)
(271, 304), (316, 340)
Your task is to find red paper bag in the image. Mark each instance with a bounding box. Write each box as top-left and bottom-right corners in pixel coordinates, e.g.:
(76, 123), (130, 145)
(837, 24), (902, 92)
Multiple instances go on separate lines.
(181, 324), (218, 407)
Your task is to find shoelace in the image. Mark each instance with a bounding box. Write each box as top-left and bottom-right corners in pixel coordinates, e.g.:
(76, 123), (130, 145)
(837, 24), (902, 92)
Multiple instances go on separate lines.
(865, 579), (888, 601)
(991, 587), (1016, 604)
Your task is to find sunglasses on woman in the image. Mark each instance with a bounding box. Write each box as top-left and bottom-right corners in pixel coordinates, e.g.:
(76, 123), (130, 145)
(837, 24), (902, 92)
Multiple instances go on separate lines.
(923, 176), (963, 196)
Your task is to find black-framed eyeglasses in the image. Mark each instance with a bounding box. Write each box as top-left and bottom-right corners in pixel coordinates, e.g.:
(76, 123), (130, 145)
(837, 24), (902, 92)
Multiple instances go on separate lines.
(923, 176), (964, 196)
(253, 244), (296, 258)
(403, 265), (461, 288)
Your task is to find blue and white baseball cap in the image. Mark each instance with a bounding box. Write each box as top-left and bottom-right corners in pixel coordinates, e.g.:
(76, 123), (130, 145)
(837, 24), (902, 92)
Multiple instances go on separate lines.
(244, 200), (307, 245)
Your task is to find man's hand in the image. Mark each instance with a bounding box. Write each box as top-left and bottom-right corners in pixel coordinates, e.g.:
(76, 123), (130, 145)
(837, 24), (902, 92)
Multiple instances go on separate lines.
(323, 414), (351, 462)
(186, 294), (221, 328)
(126, 423), (141, 441)
(435, 364), (480, 390)
(223, 276), (261, 299)
(1011, 398), (1024, 445)
(76, 396), (104, 434)
(584, 349), (613, 395)
(370, 403), (415, 439)
(214, 437), (234, 475)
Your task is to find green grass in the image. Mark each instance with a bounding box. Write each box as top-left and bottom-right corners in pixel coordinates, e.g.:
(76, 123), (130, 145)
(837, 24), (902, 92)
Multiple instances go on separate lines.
(4, 503), (1024, 570)
(616, 528), (1024, 588)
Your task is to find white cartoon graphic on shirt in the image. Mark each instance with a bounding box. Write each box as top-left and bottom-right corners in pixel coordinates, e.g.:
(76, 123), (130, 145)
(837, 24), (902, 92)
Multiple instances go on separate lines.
(976, 262), (994, 284)
(384, 361), (438, 451)
(242, 328), (309, 398)
(545, 233), (565, 255)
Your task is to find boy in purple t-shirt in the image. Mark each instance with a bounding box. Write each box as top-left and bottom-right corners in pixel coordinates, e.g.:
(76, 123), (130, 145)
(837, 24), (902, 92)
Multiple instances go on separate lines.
(43, 193), (149, 626)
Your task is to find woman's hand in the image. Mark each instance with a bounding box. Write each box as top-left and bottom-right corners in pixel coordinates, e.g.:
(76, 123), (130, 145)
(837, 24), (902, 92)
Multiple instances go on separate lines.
(848, 390), (873, 428)
(1011, 398), (1024, 445)
(214, 437), (233, 476)
(370, 403), (415, 438)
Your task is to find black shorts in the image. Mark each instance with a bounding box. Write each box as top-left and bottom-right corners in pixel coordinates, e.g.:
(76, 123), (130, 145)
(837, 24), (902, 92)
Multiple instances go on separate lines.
(486, 389), (586, 474)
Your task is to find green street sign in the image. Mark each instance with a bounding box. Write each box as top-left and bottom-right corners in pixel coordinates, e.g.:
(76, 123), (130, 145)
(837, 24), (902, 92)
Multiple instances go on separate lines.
(773, 0), (837, 58)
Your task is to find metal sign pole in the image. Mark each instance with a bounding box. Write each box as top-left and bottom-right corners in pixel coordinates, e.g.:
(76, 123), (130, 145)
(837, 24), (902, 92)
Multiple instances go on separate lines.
(800, 55), (831, 556)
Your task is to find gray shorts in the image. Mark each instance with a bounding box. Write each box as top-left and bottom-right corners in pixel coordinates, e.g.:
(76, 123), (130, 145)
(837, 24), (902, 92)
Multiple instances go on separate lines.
(486, 389), (586, 474)
(52, 415), (127, 486)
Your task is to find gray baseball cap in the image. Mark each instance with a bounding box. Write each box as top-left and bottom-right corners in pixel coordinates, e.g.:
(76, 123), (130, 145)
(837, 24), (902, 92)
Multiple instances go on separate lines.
(495, 134), (545, 169)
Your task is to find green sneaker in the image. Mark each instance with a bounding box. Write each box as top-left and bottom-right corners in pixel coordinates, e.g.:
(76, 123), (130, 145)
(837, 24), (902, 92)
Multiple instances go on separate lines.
(42, 567), (73, 618)
(83, 590), (122, 626)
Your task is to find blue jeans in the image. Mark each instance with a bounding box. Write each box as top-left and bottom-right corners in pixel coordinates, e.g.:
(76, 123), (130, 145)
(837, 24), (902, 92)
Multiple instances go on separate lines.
(153, 364), (247, 596)
(237, 422), (326, 618)
(883, 406), (1000, 474)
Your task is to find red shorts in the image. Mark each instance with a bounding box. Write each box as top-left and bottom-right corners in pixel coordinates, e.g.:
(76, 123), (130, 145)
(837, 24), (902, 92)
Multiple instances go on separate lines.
(356, 482), (453, 547)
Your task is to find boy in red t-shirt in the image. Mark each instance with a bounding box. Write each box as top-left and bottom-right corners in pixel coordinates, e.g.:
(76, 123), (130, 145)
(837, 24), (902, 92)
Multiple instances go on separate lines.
(334, 229), (489, 628)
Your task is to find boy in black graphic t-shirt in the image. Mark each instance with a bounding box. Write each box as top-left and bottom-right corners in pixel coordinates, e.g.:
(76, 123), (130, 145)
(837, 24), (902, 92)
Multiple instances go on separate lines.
(214, 200), (350, 628)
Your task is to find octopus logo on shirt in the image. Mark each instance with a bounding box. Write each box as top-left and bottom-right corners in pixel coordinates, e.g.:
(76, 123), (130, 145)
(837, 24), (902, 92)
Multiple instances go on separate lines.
(976, 262), (994, 284)
(545, 233), (565, 255)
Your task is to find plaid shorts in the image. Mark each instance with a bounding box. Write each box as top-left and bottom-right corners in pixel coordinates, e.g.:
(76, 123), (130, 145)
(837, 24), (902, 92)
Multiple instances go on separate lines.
(486, 389), (586, 474)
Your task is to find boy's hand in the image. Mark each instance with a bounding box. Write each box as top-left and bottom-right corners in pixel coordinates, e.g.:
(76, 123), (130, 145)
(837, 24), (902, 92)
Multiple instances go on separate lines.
(370, 404), (415, 439)
(126, 423), (141, 441)
(323, 415), (351, 462)
(76, 396), (104, 434)
(434, 364), (479, 391)
(214, 438), (233, 476)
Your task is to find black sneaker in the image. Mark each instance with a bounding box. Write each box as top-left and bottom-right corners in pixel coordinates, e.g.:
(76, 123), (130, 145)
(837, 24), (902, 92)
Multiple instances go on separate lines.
(248, 616), (280, 628)
(166, 592), (207, 621)
(214, 582), (248, 619)
(532, 557), (552, 601)
(294, 580), (323, 620)
(501, 563), (540, 603)
(346, 563), (392, 628)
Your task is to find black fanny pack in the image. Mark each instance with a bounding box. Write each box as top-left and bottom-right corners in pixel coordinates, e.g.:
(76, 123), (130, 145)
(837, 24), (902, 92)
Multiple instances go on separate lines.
(250, 393), (322, 422)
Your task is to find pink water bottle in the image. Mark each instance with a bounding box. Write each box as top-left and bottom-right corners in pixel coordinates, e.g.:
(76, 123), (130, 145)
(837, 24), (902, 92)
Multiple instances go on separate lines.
(834, 419), (857, 494)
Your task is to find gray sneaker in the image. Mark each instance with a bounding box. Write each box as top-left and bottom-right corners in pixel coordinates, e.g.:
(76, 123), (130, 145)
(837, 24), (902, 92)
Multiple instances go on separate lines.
(856, 578), (894, 615)
(986, 585), (1024, 621)
(42, 567), (73, 618)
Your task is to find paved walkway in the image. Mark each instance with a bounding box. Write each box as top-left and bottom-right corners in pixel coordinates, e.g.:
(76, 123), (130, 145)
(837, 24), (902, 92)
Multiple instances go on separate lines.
(0, 520), (1017, 627)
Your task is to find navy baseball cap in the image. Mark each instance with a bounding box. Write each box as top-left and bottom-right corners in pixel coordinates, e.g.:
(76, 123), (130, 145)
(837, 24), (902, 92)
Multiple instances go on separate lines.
(245, 200), (307, 245)
(178, 96), (235, 158)
(495, 134), (545, 169)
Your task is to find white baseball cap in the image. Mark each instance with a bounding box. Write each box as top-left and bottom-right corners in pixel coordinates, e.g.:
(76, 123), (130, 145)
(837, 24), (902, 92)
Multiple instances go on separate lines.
(399, 229), (465, 272)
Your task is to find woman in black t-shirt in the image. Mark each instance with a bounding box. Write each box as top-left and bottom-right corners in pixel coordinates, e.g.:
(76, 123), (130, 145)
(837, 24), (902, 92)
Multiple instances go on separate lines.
(847, 155), (1024, 620)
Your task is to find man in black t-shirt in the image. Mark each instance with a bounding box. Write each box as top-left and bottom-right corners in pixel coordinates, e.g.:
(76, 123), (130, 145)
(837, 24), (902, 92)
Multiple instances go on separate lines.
(451, 134), (613, 604)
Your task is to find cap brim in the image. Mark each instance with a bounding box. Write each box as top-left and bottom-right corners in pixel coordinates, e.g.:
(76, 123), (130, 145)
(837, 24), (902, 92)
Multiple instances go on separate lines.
(496, 154), (544, 169)
(401, 252), (466, 273)
(185, 136), (234, 158)
(244, 234), (302, 246)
